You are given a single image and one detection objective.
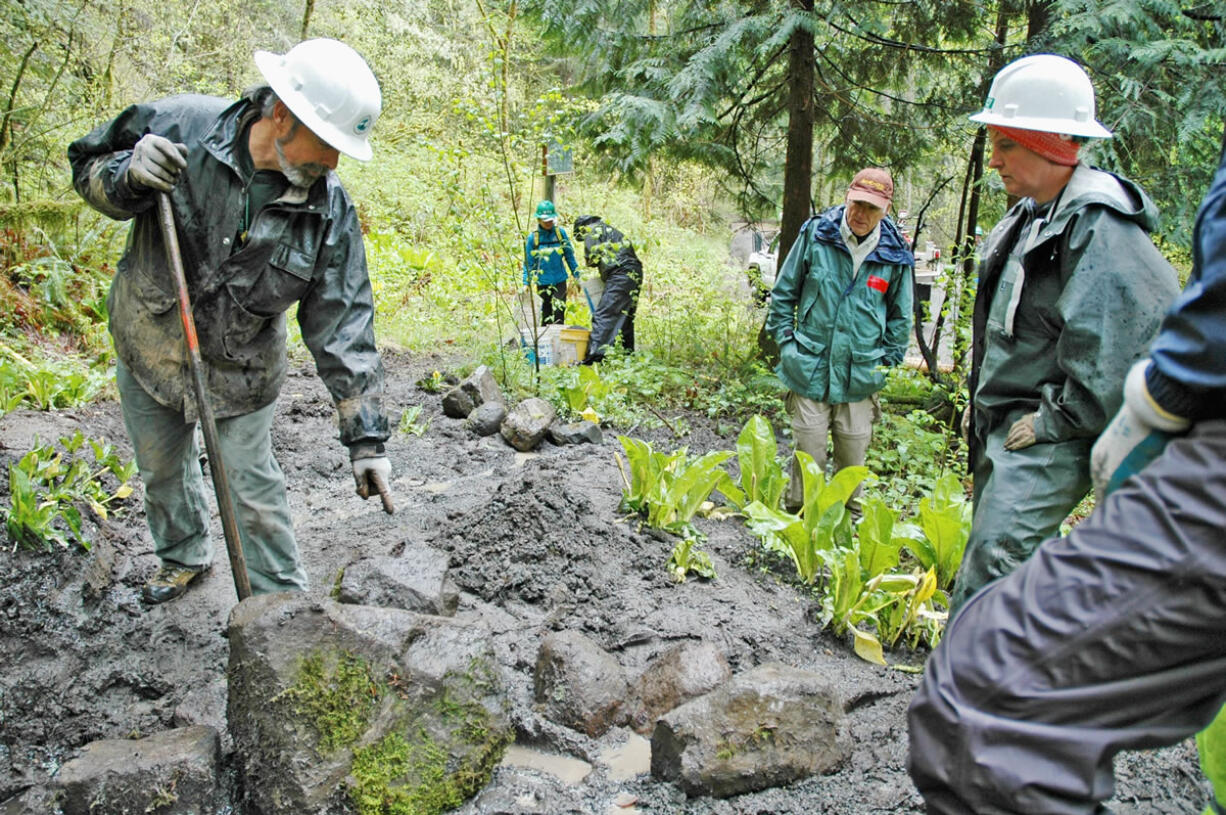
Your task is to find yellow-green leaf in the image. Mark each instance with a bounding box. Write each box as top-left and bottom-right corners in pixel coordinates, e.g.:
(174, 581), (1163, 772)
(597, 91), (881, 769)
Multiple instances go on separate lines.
(851, 627), (886, 665)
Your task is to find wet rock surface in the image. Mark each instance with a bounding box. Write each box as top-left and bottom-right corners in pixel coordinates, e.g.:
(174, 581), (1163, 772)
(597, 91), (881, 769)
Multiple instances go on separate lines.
(0, 350), (1209, 813)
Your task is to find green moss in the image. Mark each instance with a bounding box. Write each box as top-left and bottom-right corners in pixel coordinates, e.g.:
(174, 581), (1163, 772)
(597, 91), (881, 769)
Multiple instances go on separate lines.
(715, 724), (776, 760)
(345, 657), (511, 815)
(280, 648), (508, 814)
(282, 650), (380, 753)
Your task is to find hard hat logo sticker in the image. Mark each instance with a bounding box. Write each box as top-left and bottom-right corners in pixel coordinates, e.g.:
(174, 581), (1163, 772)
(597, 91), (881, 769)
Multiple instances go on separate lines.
(354, 116), (371, 135)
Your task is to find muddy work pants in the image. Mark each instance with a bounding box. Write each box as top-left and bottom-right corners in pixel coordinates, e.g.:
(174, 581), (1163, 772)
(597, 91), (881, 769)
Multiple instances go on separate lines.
(950, 418), (1091, 610)
(585, 266), (640, 363)
(908, 419), (1226, 815)
(784, 392), (875, 511)
(117, 362), (307, 594)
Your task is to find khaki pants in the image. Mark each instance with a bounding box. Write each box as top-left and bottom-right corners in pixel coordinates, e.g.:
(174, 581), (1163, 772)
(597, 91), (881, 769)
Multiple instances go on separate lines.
(785, 392), (877, 510)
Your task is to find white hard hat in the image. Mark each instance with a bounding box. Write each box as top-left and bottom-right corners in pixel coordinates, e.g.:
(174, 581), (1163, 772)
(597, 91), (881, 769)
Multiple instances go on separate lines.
(969, 54), (1112, 139)
(254, 38), (382, 161)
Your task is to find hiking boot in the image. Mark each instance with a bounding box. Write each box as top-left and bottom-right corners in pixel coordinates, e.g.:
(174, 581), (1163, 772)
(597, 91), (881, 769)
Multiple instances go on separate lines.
(142, 563), (209, 604)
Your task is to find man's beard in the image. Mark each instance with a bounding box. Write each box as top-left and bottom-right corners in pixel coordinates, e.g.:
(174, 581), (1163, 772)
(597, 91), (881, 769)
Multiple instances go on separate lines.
(274, 136), (329, 188)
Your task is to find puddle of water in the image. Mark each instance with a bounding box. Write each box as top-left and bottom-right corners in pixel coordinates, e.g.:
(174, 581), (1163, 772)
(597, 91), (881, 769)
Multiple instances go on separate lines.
(500, 744), (592, 785)
(597, 733), (651, 781)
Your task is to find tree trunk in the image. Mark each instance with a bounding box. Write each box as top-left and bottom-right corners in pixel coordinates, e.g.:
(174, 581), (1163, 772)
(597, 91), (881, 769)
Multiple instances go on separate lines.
(757, 0), (815, 364)
(779, 0), (815, 264)
(300, 0), (315, 40)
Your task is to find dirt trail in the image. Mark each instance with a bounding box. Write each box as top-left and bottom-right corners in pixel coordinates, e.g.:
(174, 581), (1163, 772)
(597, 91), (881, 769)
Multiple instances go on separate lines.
(0, 350), (1206, 813)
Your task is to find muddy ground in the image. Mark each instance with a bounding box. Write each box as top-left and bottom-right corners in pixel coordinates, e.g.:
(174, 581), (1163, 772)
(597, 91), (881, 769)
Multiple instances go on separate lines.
(0, 349), (1209, 814)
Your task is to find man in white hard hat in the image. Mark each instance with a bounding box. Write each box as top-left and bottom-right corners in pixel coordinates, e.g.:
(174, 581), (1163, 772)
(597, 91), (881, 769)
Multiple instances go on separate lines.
(947, 53), (1180, 611)
(909, 132), (1226, 815)
(68, 39), (394, 603)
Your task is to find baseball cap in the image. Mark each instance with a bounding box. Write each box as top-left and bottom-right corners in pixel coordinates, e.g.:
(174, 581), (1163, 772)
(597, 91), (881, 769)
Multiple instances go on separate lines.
(847, 168), (894, 209)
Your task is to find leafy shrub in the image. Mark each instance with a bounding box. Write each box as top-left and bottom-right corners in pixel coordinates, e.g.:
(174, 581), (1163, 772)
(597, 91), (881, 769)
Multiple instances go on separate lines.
(616, 435), (733, 538)
(3, 431), (137, 551)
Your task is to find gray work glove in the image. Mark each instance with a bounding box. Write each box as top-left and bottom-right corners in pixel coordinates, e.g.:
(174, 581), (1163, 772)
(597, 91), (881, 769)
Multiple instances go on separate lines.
(1003, 412), (1038, 451)
(350, 445), (394, 514)
(127, 134), (189, 192)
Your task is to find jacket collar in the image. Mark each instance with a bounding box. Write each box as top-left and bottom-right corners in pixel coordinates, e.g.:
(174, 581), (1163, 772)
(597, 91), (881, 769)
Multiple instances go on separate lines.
(199, 98), (326, 208)
(810, 204), (914, 266)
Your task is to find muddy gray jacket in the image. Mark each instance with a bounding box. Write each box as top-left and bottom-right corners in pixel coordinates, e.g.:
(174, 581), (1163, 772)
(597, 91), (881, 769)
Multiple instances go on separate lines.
(68, 94), (388, 449)
(969, 163), (1179, 455)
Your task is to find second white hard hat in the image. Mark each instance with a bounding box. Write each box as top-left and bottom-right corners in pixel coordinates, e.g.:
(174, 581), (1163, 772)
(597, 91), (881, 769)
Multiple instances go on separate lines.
(255, 38), (382, 161)
(969, 53), (1112, 139)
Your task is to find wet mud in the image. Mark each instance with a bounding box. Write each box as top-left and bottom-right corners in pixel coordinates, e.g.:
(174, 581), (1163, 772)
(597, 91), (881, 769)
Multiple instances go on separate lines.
(0, 350), (1207, 813)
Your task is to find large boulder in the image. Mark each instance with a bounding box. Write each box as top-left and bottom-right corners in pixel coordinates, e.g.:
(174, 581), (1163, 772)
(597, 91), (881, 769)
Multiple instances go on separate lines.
(227, 594), (511, 815)
(442, 365), (504, 419)
(500, 398), (556, 452)
(337, 548), (459, 616)
(50, 726), (220, 815)
(533, 630), (629, 738)
(650, 662), (850, 798)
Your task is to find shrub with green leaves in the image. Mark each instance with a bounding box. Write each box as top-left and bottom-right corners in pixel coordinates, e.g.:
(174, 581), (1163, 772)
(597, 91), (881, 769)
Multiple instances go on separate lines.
(667, 536), (717, 583)
(718, 414), (788, 511)
(741, 461), (867, 584)
(898, 473), (972, 591)
(616, 435), (733, 538)
(3, 431), (137, 552)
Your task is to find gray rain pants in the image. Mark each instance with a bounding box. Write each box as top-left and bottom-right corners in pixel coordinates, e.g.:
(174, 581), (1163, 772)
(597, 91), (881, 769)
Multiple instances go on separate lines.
(117, 361), (308, 594)
(951, 414), (1092, 610)
(908, 418), (1226, 815)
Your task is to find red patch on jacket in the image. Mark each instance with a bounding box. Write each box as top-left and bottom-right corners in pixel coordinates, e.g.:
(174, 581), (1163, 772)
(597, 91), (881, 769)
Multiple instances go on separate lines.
(866, 275), (889, 293)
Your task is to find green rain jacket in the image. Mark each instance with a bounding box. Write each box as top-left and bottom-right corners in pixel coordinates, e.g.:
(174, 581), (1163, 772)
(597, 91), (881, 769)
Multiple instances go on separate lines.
(68, 94), (388, 449)
(968, 164), (1180, 454)
(766, 205), (914, 404)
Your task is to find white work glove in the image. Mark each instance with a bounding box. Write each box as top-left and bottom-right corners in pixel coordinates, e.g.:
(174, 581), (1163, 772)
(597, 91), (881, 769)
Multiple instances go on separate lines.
(1090, 359), (1190, 498)
(127, 134), (188, 192)
(1003, 412), (1038, 451)
(351, 452), (394, 514)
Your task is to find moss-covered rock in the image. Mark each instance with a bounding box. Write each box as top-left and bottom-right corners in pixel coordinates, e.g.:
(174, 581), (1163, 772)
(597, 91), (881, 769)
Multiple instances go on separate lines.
(227, 595), (511, 815)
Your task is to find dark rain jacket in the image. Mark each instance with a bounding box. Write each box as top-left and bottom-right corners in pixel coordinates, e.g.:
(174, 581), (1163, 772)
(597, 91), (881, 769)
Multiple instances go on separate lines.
(766, 205), (914, 404)
(574, 216), (642, 282)
(968, 164), (1179, 458)
(1146, 149), (1226, 421)
(68, 94), (388, 448)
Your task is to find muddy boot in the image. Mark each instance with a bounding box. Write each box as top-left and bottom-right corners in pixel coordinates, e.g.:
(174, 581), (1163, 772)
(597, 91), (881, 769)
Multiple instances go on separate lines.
(143, 563), (209, 604)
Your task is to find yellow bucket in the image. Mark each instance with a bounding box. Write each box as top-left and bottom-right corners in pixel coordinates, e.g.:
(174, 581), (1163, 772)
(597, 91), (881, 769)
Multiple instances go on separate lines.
(557, 326), (590, 366)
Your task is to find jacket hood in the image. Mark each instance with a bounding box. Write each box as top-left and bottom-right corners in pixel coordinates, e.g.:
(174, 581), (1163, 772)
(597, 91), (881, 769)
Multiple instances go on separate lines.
(1031, 164), (1161, 235)
(810, 204), (914, 266)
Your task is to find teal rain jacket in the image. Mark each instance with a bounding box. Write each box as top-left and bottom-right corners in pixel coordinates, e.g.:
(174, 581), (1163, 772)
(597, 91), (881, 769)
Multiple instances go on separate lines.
(766, 205), (914, 403)
(522, 226), (578, 286)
